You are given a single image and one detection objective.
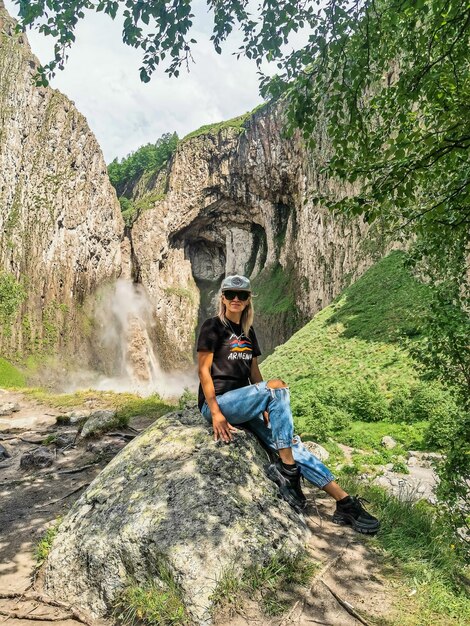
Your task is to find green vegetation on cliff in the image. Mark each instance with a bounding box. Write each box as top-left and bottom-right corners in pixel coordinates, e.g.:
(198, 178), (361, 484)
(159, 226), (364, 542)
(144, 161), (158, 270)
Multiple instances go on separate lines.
(261, 251), (462, 449)
(180, 112), (252, 143)
(0, 272), (26, 337)
(108, 132), (178, 197)
(252, 263), (297, 316)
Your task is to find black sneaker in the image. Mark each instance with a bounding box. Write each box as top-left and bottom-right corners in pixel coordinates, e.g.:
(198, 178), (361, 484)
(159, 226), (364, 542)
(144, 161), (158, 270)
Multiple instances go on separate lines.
(266, 460), (307, 512)
(332, 496), (380, 534)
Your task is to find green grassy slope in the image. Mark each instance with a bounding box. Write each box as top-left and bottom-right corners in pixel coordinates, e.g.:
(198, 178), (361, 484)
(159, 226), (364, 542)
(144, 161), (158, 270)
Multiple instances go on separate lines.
(0, 357), (26, 387)
(260, 251), (459, 448)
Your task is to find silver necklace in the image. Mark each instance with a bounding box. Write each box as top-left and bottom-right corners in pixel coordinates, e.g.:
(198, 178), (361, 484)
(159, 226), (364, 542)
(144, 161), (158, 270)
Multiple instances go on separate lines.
(226, 319), (244, 340)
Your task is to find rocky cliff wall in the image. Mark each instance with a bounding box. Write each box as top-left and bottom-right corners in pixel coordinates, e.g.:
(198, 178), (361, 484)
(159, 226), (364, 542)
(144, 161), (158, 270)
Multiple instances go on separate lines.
(0, 0), (389, 374)
(0, 3), (124, 363)
(129, 107), (386, 360)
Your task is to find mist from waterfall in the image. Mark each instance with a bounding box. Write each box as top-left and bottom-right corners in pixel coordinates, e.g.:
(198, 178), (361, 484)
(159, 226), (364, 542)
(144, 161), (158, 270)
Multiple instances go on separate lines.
(65, 279), (197, 399)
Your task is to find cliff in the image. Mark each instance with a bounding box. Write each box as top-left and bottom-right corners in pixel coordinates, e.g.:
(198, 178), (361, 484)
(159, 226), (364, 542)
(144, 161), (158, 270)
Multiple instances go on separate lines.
(0, 3), (124, 363)
(128, 107), (386, 360)
(0, 0), (390, 374)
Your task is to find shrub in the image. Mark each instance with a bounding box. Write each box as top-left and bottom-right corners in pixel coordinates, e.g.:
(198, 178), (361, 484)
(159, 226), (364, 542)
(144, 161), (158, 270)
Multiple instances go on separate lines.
(389, 389), (413, 423)
(351, 381), (390, 422)
(410, 382), (447, 422)
(178, 388), (197, 409)
(424, 400), (463, 450)
(299, 398), (332, 442)
(328, 405), (352, 432)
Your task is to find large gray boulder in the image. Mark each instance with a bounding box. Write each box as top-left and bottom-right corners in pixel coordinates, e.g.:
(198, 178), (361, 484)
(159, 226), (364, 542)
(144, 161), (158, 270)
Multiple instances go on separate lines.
(44, 408), (310, 624)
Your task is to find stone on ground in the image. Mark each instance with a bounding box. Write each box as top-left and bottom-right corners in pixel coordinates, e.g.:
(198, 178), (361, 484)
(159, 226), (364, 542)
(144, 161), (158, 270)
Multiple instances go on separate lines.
(0, 402), (20, 416)
(0, 443), (10, 460)
(302, 440), (329, 461)
(80, 410), (117, 438)
(59, 410), (91, 426)
(20, 446), (55, 469)
(44, 408), (310, 625)
(381, 435), (397, 449)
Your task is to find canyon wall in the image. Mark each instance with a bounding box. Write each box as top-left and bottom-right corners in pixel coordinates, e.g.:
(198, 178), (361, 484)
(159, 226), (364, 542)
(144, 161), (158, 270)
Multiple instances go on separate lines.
(129, 108), (386, 360)
(0, 3), (124, 363)
(0, 0), (389, 372)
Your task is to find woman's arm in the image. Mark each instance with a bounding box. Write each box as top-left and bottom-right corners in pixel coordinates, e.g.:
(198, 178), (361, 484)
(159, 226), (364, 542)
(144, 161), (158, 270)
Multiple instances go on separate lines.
(250, 357), (263, 383)
(198, 351), (237, 443)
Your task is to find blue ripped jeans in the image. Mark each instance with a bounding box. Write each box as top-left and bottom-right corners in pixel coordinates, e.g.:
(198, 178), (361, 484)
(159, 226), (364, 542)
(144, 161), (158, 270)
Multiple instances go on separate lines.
(201, 381), (335, 489)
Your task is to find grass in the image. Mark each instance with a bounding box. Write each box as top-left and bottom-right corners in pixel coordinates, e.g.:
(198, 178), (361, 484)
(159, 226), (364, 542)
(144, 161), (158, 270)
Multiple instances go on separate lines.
(42, 433), (57, 445)
(260, 252), (440, 443)
(210, 551), (318, 617)
(252, 263), (297, 316)
(23, 388), (174, 428)
(336, 420), (428, 451)
(114, 561), (189, 626)
(35, 517), (62, 565)
(338, 475), (470, 625)
(0, 357), (26, 387)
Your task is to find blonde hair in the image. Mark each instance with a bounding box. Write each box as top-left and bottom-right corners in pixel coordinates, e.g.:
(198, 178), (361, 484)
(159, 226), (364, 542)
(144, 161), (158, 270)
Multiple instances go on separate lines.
(218, 293), (254, 336)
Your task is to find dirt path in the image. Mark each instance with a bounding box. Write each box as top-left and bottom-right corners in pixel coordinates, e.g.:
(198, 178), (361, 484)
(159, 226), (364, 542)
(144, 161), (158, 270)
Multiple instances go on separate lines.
(0, 390), (113, 625)
(0, 389), (396, 626)
(215, 491), (394, 626)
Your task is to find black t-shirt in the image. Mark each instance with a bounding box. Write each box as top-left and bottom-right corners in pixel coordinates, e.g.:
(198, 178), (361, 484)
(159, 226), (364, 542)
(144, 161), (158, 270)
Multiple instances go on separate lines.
(197, 316), (262, 410)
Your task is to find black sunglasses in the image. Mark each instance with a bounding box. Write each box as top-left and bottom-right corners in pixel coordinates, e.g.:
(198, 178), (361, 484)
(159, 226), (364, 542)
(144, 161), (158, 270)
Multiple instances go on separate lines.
(223, 290), (251, 301)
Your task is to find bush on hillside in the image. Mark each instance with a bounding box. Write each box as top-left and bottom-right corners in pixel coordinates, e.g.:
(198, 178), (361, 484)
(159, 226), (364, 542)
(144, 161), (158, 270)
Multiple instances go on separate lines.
(293, 395), (330, 441)
(292, 392), (352, 442)
(424, 397), (463, 450)
(410, 382), (447, 422)
(389, 389), (413, 423)
(351, 381), (390, 422)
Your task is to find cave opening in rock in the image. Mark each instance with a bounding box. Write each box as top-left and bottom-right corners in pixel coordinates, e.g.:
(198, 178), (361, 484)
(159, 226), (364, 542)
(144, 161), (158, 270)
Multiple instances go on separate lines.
(170, 203), (267, 341)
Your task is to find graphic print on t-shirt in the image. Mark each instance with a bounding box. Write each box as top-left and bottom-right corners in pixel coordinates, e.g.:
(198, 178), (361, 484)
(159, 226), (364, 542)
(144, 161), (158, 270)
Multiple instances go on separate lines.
(227, 333), (253, 360)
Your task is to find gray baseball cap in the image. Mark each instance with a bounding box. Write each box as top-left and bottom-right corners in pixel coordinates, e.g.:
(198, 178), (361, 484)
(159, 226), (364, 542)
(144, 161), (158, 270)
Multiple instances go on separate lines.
(221, 275), (251, 291)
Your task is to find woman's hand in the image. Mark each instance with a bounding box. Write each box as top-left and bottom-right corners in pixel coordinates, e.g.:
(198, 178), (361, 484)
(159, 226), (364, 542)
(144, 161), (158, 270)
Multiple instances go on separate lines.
(212, 411), (238, 443)
(263, 410), (270, 426)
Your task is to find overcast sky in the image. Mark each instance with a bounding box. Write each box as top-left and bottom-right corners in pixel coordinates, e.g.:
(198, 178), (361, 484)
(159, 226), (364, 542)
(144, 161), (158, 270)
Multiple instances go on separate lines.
(5, 0), (267, 163)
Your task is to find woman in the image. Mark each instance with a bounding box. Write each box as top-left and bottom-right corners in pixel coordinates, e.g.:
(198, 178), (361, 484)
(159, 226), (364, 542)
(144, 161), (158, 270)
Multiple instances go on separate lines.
(197, 274), (379, 534)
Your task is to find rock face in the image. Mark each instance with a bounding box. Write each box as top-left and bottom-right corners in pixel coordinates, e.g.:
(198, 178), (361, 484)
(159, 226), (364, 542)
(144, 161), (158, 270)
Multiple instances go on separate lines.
(0, 0), (392, 371)
(129, 108), (390, 361)
(44, 408), (311, 624)
(0, 4), (123, 361)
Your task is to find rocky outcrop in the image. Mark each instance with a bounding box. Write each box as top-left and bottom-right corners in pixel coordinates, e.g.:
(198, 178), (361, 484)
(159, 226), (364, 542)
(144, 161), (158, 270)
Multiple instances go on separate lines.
(129, 108), (388, 360)
(0, 3), (123, 361)
(44, 407), (310, 624)
(0, 0), (390, 372)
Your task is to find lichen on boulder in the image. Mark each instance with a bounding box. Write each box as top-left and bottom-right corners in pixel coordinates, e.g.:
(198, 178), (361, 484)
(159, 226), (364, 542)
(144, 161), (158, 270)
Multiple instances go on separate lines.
(44, 407), (310, 624)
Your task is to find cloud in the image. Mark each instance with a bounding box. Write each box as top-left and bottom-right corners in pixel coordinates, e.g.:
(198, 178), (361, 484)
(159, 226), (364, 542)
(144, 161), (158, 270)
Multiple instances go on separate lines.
(5, 0), (265, 162)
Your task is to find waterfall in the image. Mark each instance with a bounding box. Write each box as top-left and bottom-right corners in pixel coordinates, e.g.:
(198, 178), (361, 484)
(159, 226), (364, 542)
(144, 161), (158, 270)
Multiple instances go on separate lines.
(64, 279), (196, 398)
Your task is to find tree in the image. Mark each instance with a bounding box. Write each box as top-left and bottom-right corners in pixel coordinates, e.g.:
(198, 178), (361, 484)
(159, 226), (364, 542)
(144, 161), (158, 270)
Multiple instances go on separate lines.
(13, 1), (470, 279)
(13, 0), (319, 83)
(107, 132), (179, 195)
